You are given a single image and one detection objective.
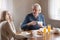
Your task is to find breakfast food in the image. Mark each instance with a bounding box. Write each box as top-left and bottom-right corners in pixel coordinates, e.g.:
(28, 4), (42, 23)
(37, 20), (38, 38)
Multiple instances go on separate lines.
(37, 31), (43, 35)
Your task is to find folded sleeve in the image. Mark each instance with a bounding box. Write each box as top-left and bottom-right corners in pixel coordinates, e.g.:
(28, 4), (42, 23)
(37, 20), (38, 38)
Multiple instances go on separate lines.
(41, 15), (46, 26)
(21, 15), (29, 30)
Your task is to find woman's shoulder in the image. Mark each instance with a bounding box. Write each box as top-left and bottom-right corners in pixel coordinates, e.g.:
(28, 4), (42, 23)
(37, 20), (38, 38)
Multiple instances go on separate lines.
(0, 21), (8, 25)
(0, 21), (8, 28)
(0, 21), (8, 26)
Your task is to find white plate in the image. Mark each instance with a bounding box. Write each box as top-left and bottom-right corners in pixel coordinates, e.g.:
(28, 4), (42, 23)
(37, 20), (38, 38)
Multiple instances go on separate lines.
(18, 32), (30, 36)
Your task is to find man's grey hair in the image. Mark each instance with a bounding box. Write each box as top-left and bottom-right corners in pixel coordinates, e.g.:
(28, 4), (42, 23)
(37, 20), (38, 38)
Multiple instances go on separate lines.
(32, 3), (41, 13)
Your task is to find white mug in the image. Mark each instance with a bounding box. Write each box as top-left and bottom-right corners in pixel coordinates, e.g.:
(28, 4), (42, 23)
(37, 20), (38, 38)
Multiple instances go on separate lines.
(37, 21), (43, 26)
(37, 21), (43, 24)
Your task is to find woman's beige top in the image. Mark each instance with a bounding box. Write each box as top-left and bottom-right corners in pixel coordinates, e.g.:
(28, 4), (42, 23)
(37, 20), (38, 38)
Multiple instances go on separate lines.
(1, 21), (16, 40)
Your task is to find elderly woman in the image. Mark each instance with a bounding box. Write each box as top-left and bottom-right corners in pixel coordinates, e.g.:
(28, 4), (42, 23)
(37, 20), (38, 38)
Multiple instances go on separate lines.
(21, 3), (46, 31)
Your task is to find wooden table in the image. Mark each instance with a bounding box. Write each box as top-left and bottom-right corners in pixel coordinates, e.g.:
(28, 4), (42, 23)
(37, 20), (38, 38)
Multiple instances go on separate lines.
(16, 30), (60, 40)
(27, 33), (60, 40)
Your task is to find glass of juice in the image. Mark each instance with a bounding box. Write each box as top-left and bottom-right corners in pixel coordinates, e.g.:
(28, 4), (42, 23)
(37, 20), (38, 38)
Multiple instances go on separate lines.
(48, 24), (51, 33)
(43, 27), (46, 33)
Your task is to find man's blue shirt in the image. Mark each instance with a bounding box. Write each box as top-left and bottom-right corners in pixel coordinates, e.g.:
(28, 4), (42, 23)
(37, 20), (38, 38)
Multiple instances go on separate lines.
(21, 13), (46, 30)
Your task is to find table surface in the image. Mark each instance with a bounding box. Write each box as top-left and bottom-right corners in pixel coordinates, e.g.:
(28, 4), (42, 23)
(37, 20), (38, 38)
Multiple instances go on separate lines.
(16, 29), (60, 40)
(27, 33), (60, 40)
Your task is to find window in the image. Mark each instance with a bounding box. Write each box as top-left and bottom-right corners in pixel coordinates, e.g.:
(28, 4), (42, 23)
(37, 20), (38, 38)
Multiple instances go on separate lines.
(0, 0), (8, 10)
(48, 0), (60, 20)
(0, 0), (13, 12)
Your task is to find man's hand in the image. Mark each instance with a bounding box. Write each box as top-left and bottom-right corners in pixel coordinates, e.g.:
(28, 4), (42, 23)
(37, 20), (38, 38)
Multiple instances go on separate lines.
(27, 21), (36, 26)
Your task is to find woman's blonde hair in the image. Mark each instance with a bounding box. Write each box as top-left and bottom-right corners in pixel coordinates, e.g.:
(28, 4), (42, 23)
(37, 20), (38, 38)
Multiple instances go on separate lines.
(0, 11), (12, 22)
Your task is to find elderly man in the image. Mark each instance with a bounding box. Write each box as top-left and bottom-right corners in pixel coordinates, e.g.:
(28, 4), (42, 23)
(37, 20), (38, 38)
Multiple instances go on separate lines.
(21, 3), (46, 31)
